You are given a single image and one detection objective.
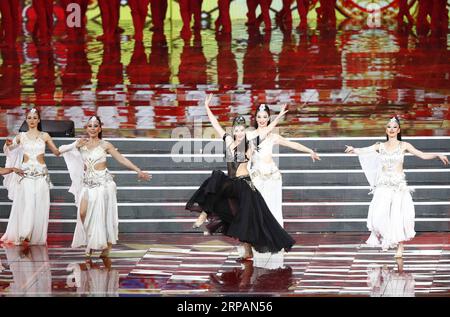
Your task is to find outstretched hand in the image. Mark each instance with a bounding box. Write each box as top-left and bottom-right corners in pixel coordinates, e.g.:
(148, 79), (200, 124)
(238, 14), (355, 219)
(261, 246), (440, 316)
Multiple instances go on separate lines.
(13, 168), (25, 177)
(279, 104), (288, 117)
(344, 145), (355, 154)
(311, 151), (321, 162)
(439, 155), (449, 166)
(137, 171), (152, 182)
(5, 139), (13, 147)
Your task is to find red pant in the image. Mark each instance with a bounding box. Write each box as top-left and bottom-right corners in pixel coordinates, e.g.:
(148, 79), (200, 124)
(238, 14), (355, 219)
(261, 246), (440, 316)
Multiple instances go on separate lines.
(98, 0), (120, 41)
(129, 0), (150, 41)
(397, 0), (414, 24)
(179, 0), (202, 30)
(297, 0), (310, 24)
(430, 0), (447, 34)
(278, 0), (309, 26)
(0, 0), (20, 44)
(32, 0), (53, 41)
(216, 0), (232, 33)
(247, 0), (271, 30)
(150, 0), (168, 30)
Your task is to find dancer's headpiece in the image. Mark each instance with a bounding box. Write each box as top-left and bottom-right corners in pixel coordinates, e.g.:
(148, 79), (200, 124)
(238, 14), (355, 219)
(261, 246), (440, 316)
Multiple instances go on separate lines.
(89, 116), (100, 124)
(258, 104), (267, 113)
(232, 116), (246, 127)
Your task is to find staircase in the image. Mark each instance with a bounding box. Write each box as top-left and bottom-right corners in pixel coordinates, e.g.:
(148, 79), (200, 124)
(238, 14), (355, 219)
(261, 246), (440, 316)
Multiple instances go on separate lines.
(1, 137), (449, 233)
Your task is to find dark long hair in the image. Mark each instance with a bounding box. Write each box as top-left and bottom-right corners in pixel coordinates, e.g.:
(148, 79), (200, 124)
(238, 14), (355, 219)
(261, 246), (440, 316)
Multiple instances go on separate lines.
(87, 115), (103, 139)
(25, 108), (43, 131)
(386, 116), (402, 141)
(254, 104), (271, 149)
(232, 115), (249, 159)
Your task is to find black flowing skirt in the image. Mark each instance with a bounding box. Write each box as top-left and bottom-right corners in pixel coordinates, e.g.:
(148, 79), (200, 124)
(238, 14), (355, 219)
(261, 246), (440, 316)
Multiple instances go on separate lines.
(186, 170), (295, 253)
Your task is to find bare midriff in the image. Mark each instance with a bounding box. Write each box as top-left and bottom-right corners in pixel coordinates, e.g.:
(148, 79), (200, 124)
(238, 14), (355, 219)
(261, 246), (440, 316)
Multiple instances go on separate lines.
(23, 153), (46, 165)
(235, 164), (249, 177)
(85, 162), (107, 171)
(382, 165), (404, 173)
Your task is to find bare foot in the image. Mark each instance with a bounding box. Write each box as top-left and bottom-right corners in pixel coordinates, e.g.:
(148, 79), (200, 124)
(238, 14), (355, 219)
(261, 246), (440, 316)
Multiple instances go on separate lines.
(193, 211), (207, 228)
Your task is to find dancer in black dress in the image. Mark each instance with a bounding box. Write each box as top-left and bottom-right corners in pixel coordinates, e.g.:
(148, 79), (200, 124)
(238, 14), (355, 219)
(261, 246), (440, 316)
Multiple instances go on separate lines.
(186, 94), (294, 260)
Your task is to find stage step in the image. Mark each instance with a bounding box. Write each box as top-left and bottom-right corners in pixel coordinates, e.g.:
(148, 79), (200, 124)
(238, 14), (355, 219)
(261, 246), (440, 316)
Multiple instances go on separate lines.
(0, 137), (448, 233)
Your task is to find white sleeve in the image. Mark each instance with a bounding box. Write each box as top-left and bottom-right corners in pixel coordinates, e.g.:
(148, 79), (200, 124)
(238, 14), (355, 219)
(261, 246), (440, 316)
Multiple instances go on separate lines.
(60, 140), (84, 205)
(356, 145), (381, 189)
(59, 141), (77, 154)
(2, 140), (23, 201)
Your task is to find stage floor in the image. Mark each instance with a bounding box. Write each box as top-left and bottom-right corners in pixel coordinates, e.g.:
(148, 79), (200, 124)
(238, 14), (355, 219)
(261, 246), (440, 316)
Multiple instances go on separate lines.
(1, 232), (450, 297)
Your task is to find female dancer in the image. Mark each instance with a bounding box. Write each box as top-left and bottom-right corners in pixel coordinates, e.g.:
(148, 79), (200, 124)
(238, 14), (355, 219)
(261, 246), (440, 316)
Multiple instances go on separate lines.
(59, 116), (151, 257)
(1, 108), (60, 245)
(345, 116), (448, 257)
(187, 94), (294, 260)
(249, 104), (320, 226)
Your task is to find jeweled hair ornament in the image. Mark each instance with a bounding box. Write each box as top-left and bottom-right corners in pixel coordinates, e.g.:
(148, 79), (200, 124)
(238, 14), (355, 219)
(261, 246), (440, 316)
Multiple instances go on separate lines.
(89, 116), (99, 124)
(258, 104), (267, 113)
(29, 108), (37, 115)
(389, 116), (399, 124)
(233, 116), (246, 127)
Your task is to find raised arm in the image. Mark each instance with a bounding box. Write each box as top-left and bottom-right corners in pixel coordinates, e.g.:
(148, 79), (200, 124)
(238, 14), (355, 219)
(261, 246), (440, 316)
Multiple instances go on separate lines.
(345, 143), (380, 155)
(43, 133), (61, 157)
(404, 142), (449, 165)
(204, 94), (226, 138)
(275, 134), (321, 162)
(263, 104), (288, 135)
(105, 142), (152, 181)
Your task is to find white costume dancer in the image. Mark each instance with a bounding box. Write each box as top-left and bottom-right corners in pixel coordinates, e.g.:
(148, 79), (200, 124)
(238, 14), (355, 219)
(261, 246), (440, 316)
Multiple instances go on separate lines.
(2, 109), (60, 245)
(249, 133), (284, 225)
(248, 104), (320, 268)
(346, 116), (448, 257)
(59, 116), (150, 257)
(60, 140), (118, 253)
(248, 104), (320, 227)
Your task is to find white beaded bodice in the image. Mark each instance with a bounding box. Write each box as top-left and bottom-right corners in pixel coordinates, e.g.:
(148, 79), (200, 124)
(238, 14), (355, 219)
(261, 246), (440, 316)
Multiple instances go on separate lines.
(250, 134), (281, 181)
(79, 141), (113, 188)
(80, 141), (108, 170)
(21, 132), (46, 164)
(19, 132), (50, 183)
(379, 142), (404, 172)
(375, 142), (410, 192)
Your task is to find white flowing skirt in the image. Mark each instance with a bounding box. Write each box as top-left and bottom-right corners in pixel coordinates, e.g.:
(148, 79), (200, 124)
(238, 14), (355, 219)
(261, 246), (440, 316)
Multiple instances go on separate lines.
(366, 185), (415, 251)
(72, 172), (118, 252)
(1, 164), (50, 245)
(250, 165), (283, 226)
(250, 163), (284, 268)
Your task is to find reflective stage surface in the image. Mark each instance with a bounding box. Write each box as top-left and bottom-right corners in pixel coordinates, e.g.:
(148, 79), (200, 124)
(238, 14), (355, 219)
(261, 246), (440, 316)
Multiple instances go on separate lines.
(1, 233), (450, 297)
